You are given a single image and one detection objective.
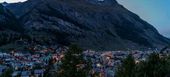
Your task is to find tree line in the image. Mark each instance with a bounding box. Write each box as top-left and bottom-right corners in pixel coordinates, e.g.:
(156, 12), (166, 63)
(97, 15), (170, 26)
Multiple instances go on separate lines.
(115, 53), (170, 77)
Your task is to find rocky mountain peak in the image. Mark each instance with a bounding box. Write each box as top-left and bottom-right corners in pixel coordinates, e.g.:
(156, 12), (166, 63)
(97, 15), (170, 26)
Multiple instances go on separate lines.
(1, 2), (8, 6)
(1, 0), (170, 50)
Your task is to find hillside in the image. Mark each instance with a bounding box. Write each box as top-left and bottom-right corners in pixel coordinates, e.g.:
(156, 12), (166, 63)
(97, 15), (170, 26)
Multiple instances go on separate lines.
(0, 4), (23, 47)
(2, 0), (170, 50)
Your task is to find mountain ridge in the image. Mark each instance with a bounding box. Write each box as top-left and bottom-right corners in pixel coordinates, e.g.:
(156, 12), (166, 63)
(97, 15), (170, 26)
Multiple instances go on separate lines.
(1, 0), (170, 50)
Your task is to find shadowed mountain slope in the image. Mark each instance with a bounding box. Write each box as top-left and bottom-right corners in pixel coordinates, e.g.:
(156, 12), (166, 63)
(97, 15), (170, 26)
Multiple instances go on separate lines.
(3, 0), (170, 50)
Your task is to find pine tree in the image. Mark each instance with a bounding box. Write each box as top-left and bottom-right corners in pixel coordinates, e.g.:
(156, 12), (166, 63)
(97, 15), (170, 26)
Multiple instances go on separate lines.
(137, 53), (169, 77)
(115, 52), (170, 77)
(115, 54), (136, 77)
(57, 45), (92, 77)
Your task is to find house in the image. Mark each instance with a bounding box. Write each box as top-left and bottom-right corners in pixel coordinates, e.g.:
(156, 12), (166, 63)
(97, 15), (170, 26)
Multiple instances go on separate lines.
(12, 71), (21, 77)
(12, 63), (23, 70)
(0, 66), (7, 75)
(21, 71), (31, 77)
(34, 69), (44, 77)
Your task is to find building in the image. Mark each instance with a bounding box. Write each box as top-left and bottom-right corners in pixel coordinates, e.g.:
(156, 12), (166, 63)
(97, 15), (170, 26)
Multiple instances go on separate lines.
(34, 69), (44, 77)
(0, 65), (7, 75)
(21, 71), (31, 77)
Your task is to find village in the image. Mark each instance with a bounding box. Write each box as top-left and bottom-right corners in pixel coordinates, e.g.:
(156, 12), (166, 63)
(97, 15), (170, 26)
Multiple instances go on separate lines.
(0, 45), (67, 77)
(0, 44), (169, 77)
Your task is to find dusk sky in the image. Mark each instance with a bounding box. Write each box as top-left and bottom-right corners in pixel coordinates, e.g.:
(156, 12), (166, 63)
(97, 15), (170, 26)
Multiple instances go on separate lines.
(117, 0), (170, 38)
(0, 0), (170, 38)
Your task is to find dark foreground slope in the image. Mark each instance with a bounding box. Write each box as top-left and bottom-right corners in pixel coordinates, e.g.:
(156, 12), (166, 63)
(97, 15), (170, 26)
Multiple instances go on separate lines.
(3, 0), (170, 50)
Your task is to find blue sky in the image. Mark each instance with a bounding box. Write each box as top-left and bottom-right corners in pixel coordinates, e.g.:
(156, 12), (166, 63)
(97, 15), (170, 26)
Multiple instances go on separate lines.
(117, 0), (170, 38)
(0, 0), (170, 38)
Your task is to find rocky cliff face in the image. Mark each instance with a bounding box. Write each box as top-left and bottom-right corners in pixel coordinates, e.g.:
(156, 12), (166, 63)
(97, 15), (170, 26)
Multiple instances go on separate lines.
(3, 0), (170, 50)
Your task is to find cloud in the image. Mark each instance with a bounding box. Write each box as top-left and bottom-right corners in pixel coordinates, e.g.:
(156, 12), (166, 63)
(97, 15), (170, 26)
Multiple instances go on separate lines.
(0, 0), (27, 3)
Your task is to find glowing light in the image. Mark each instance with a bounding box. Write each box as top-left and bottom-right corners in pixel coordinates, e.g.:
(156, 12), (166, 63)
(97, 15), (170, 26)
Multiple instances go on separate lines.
(97, 63), (102, 67)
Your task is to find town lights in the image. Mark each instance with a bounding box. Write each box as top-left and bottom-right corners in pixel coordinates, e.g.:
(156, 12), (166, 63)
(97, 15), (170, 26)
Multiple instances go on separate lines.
(106, 56), (110, 60)
(97, 63), (102, 67)
(135, 60), (140, 64)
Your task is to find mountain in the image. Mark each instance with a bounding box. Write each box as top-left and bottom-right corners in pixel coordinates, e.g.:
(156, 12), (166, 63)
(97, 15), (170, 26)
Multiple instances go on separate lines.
(3, 0), (170, 50)
(1, 2), (8, 6)
(0, 4), (24, 46)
